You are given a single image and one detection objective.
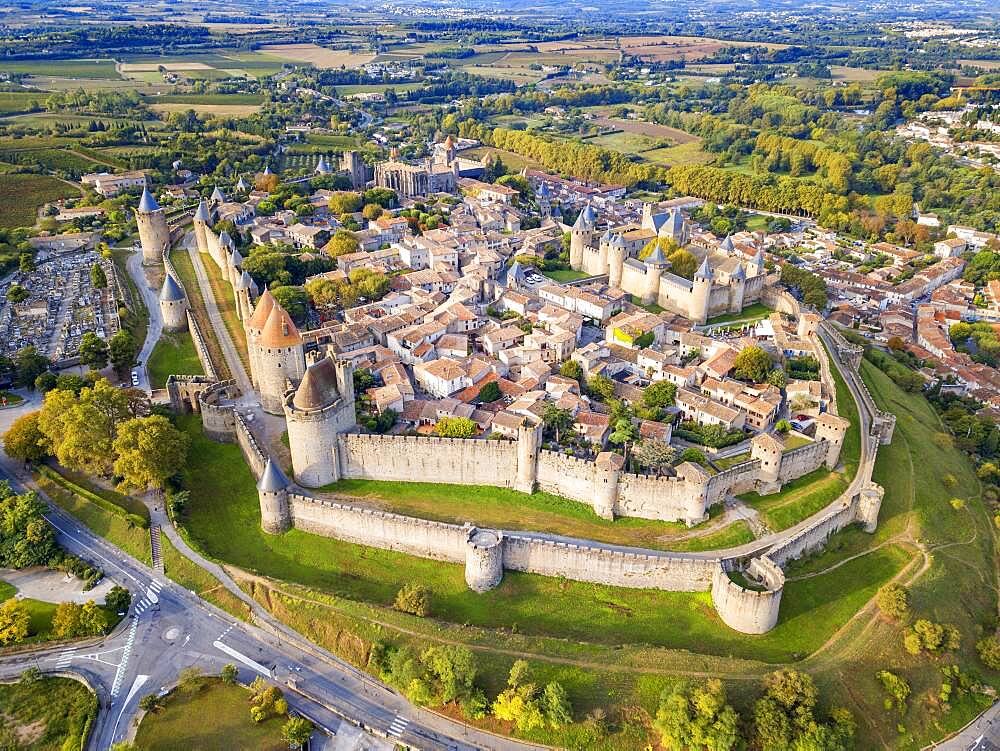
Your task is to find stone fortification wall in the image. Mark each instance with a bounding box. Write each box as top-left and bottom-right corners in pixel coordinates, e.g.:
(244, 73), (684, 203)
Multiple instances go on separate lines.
(338, 434), (520, 488)
(617, 472), (700, 522)
(705, 459), (761, 503)
(764, 497), (860, 567)
(288, 494), (468, 562)
(503, 535), (718, 590)
(186, 311), (219, 381)
(777, 441), (828, 483)
(536, 450), (596, 503)
(760, 285), (800, 315)
(197, 380), (238, 441)
(234, 412), (267, 479)
(710, 559), (783, 634)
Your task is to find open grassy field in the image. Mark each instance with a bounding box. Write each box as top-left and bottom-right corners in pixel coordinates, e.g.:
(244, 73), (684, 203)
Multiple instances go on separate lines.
(706, 302), (773, 325)
(0, 59), (119, 79)
(0, 677), (97, 751)
(621, 35), (787, 62)
(198, 249), (250, 371)
(260, 43), (374, 69)
(463, 146), (546, 172)
(540, 268), (590, 283)
(147, 330), (203, 389)
(0, 174), (78, 229)
(134, 677), (285, 751)
(0, 92), (45, 115)
(594, 116), (699, 144)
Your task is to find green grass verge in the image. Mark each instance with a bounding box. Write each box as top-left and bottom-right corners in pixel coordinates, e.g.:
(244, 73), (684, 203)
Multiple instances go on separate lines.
(664, 520), (756, 552)
(134, 677), (285, 751)
(37, 474), (152, 566)
(315, 477), (715, 551)
(168, 247), (230, 380)
(147, 330), (203, 389)
(160, 533), (251, 622)
(197, 251), (249, 372)
(39, 465), (149, 526)
(176, 412), (906, 662)
(740, 468), (848, 532)
(540, 268), (590, 283)
(0, 579), (15, 601)
(0, 676), (98, 751)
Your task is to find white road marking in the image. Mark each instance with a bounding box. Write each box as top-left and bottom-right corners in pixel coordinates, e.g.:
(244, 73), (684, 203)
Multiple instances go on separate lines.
(111, 674), (149, 743)
(388, 715), (408, 737)
(53, 649), (74, 668)
(110, 617), (139, 699)
(218, 623), (237, 640)
(213, 640), (272, 677)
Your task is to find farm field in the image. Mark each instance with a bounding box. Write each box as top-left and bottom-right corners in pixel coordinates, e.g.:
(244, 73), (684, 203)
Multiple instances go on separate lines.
(260, 43), (374, 69)
(0, 173), (78, 229)
(619, 35), (788, 61)
(593, 116), (699, 144)
(463, 146), (546, 172)
(0, 677), (97, 751)
(150, 102), (261, 116)
(0, 58), (119, 78)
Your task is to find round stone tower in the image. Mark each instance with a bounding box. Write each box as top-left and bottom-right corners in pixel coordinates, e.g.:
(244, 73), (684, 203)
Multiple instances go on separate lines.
(256, 301), (305, 415)
(607, 234), (626, 289)
(569, 209), (592, 272)
(643, 244), (668, 305)
(283, 357), (356, 488)
(856, 481), (885, 533)
(159, 274), (188, 332)
(193, 200), (211, 255)
(136, 187), (169, 267)
(257, 457), (291, 534)
(593, 451), (624, 520)
(464, 527), (504, 592)
(514, 419), (541, 494)
(728, 263), (746, 314)
(245, 288), (275, 391)
(690, 256), (714, 324)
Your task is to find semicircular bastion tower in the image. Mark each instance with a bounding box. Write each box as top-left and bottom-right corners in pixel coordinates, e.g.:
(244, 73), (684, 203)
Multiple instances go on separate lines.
(158, 274), (188, 332)
(248, 296), (306, 415)
(136, 187), (170, 267)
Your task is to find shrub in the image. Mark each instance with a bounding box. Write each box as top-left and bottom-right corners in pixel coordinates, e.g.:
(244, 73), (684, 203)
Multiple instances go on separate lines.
(977, 635), (1000, 670)
(876, 583), (910, 620)
(394, 583), (432, 617)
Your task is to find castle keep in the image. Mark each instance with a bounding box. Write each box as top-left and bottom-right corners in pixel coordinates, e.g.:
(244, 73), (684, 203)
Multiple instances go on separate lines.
(569, 204), (767, 323)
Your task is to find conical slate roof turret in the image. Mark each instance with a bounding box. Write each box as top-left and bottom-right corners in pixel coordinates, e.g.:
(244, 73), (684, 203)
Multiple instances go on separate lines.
(731, 263), (746, 282)
(159, 274), (185, 302)
(236, 176), (249, 192)
(292, 357), (340, 411)
(194, 200), (210, 222)
(752, 248), (766, 267)
(646, 244), (668, 266)
(315, 156), (331, 174)
(230, 246), (243, 268)
(695, 256), (714, 280)
(720, 235), (735, 253)
(257, 457), (289, 493)
(259, 301), (302, 348)
(247, 288), (276, 332)
(572, 209), (592, 231)
(582, 204), (597, 224)
(137, 187), (160, 213)
(210, 186), (226, 203)
(218, 230), (234, 249)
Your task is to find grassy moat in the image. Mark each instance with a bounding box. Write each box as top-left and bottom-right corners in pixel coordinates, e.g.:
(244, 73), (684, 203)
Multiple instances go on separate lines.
(168, 348), (997, 749)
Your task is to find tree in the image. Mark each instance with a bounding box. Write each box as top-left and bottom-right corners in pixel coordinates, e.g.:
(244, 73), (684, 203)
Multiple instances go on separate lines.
(105, 585), (131, 614)
(633, 439), (676, 474)
(6, 284), (28, 304)
(362, 202), (383, 221)
(78, 332), (109, 371)
(90, 262), (108, 289)
(394, 583), (432, 616)
(642, 380), (676, 418)
(559, 359), (583, 384)
(322, 229), (360, 258)
(112, 415), (190, 491)
(586, 374), (615, 402)
(282, 717), (314, 749)
(477, 381), (502, 403)
(876, 670), (910, 714)
(876, 583), (909, 620)
(327, 191), (361, 215)
(0, 485), (58, 568)
(52, 601), (82, 638)
(255, 172), (279, 193)
(14, 347), (51, 389)
(108, 330), (138, 375)
(492, 660), (570, 731)
(609, 418), (639, 462)
(80, 600), (108, 635)
(904, 619), (960, 655)
(733, 345), (772, 383)
(434, 416), (476, 438)
(766, 368), (787, 389)
(977, 635), (1000, 670)
(139, 694), (160, 712)
(680, 447), (706, 465)
(270, 286), (309, 323)
(3, 412), (48, 463)
(0, 599), (30, 646)
(654, 679), (740, 751)
(542, 404), (573, 443)
(753, 669), (853, 751)
(221, 663), (239, 684)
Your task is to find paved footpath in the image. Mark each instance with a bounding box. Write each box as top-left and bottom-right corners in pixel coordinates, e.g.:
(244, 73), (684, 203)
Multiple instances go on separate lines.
(125, 243), (163, 393)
